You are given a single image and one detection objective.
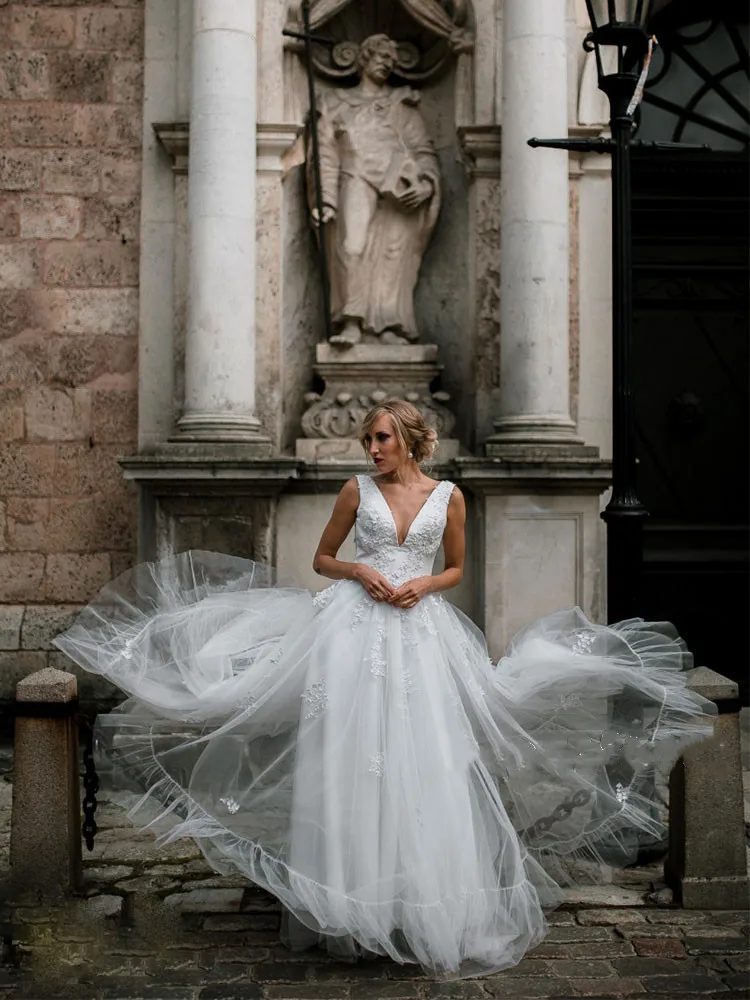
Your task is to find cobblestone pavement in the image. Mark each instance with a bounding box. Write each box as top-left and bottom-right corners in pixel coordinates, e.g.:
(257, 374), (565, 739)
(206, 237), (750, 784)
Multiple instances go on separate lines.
(1, 744), (748, 1000)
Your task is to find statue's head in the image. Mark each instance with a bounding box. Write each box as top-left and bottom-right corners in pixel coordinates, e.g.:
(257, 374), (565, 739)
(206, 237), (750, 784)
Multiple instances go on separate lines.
(357, 34), (399, 84)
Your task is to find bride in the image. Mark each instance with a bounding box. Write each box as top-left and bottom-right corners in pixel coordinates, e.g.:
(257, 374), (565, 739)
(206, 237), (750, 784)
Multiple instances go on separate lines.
(55, 399), (713, 979)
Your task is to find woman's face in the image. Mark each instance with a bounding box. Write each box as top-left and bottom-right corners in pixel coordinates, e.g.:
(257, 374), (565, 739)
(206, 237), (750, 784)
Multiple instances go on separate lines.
(365, 414), (406, 475)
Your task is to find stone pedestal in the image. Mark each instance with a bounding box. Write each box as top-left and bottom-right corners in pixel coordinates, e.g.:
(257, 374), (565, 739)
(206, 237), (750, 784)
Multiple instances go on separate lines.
(665, 667), (749, 909)
(296, 343), (460, 463)
(10, 668), (82, 899)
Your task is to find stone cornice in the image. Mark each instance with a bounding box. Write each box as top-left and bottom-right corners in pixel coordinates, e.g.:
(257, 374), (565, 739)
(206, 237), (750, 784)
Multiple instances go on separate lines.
(152, 121), (303, 176)
(120, 452), (611, 495)
(457, 124), (501, 179)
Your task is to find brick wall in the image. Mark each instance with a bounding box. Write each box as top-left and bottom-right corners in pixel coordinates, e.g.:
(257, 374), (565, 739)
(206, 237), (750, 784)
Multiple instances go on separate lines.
(0, 1), (143, 701)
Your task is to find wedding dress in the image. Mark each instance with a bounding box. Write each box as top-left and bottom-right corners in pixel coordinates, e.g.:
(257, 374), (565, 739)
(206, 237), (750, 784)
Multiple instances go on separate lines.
(55, 474), (714, 978)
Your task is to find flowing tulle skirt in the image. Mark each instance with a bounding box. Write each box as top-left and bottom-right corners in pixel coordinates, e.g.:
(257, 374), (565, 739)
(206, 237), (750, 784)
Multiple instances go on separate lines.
(54, 551), (714, 978)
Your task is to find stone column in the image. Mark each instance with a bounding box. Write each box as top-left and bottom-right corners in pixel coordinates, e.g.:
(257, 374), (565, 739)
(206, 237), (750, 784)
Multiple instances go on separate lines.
(486, 0), (584, 454)
(10, 668), (82, 898)
(176, 0), (268, 447)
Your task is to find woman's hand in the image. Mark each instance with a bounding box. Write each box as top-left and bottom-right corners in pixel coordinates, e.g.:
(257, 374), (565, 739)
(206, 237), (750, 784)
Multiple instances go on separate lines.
(353, 564), (395, 603)
(389, 576), (433, 609)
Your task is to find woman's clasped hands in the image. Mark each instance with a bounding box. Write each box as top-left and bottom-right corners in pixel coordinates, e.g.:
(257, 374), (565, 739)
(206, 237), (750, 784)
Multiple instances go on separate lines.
(353, 564), (433, 609)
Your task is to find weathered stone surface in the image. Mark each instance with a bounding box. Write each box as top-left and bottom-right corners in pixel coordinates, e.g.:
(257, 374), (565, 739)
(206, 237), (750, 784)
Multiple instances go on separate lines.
(111, 57), (143, 104)
(83, 865), (134, 884)
(78, 895), (123, 920)
(564, 887), (646, 908)
(50, 52), (110, 103)
(0, 387), (24, 440)
(0, 444), (54, 495)
(530, 940), (635, 961)
(543, 959), (616, 978)
(19, 194), (81, 239)
(0, 51), (49, 101)
(0, 243), (38, 288)
(0, 196), (20, 238)
(82, 194), (139, 241)
(115, 875), (182, 894)
(0, 149), (40, 191)
(578, 909), (648, 926)
(0, 606), (24, 651)
(16, 665), (76, 702)
(0, 553), (45, 601)
(47, 334), (137, 387)
(30, 288), (138, 334)
(164, 889), (245, 914)
(53, 443), (127, 495)
(101, 151), (140, 194)
(43, 240), (138, 287)
(481, 981), (573, 999)
(10, 671), (81, 898)
(20, 605), (80, 650)
(8, 8), (76, 49)
(684, 935), (748, 955)
(25, 386), (91, 441)
(90, 387), (137, 444)
(547, 925), (614, 942)
(640, 974), (729, 993)
(0, 651), (48, 692)
(76, 9), (143, 55)
(0, 290), (33, 339)
(568, 980), (645, 996)
(349, 984), (420, 999)
(41, 149), (99, 194)
(42, 552), (111, 602)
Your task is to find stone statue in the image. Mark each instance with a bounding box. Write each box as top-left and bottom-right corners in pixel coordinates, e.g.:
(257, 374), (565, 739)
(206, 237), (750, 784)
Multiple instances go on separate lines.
(308, 34), (441, 346)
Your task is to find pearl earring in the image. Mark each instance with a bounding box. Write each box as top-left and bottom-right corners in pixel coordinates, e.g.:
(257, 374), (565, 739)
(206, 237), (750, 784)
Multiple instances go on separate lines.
(408, 451), (413, 458)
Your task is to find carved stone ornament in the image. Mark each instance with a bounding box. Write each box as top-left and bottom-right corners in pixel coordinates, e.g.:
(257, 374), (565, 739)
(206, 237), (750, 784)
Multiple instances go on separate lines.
(295, 343), (458, 461)
(301, 389), (455, 440)
(285, 0), (473, 84)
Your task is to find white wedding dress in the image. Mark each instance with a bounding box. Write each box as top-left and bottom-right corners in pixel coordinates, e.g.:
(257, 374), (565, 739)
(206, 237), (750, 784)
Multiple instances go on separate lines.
(55, 474), (714, 978)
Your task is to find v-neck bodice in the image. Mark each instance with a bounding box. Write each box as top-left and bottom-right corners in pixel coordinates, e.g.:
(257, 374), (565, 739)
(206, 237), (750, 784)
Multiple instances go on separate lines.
(354, 475), (454, 587)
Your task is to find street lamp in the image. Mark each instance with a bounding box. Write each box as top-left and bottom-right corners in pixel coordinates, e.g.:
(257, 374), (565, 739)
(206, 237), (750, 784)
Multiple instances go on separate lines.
(583, 1), (654, 623)
(529, 1), (700, 624)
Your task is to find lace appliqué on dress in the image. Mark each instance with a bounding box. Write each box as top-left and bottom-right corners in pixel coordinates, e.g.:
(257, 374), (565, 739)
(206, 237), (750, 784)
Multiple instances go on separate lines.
(301, 681), (328, 719)
(571, 630), (596, 654)
(368, 752), (385, 777)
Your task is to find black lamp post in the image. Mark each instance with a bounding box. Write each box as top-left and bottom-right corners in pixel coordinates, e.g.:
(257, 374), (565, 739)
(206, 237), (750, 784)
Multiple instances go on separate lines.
(583, 1), (652, 624)
(529, 1), (707, 624)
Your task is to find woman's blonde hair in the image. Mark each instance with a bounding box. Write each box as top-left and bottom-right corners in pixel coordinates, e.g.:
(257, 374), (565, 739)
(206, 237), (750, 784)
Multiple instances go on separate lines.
(359, 399), (439, 466)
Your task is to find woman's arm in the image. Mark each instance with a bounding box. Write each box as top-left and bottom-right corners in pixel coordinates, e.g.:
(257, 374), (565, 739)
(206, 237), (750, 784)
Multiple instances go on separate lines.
(312, 479), (395, 602)
(389, 487), (466, 608)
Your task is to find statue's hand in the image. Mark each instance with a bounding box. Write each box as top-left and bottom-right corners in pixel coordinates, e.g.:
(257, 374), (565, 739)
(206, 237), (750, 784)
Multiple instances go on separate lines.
(311, 204), (336, 227)
(397, 178), (433, 210)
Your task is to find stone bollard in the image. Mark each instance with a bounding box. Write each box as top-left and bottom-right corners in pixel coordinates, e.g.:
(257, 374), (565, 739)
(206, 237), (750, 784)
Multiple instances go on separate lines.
(665, 666), (749, 909)
(9, 668), (82, 899)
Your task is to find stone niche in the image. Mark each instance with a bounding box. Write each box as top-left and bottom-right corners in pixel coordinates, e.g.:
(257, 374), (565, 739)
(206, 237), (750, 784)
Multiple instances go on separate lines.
(282, 0), (475, 455)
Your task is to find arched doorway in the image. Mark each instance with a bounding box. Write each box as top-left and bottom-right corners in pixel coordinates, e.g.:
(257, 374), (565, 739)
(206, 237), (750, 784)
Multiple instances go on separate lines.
(633, 0), (749, 699)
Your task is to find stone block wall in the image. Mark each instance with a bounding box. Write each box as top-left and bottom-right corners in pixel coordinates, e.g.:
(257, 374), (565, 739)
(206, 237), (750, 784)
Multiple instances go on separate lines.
(0, 1), (144, 704)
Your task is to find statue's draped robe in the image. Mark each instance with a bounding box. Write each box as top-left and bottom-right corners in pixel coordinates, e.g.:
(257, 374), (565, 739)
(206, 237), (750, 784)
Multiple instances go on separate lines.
(312, 86), (441, 340)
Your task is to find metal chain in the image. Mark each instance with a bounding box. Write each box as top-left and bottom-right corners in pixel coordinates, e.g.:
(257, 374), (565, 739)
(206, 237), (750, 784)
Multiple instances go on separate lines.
(81, 721), (100, 852)
(521, 788), (592, 841)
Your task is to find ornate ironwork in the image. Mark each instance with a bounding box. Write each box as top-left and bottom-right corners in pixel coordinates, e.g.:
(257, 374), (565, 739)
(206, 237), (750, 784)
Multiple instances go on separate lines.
(641, 7), (749, 149)
(81, 721), (100, 852)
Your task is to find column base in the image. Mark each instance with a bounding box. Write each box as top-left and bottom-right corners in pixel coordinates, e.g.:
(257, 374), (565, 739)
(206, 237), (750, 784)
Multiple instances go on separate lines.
(485, 416), (600, 459)
(173, 412), (272, 453)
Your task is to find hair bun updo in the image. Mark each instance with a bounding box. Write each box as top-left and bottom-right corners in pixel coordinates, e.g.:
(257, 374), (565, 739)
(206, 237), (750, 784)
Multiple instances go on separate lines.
(359, 399), (440, 466)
